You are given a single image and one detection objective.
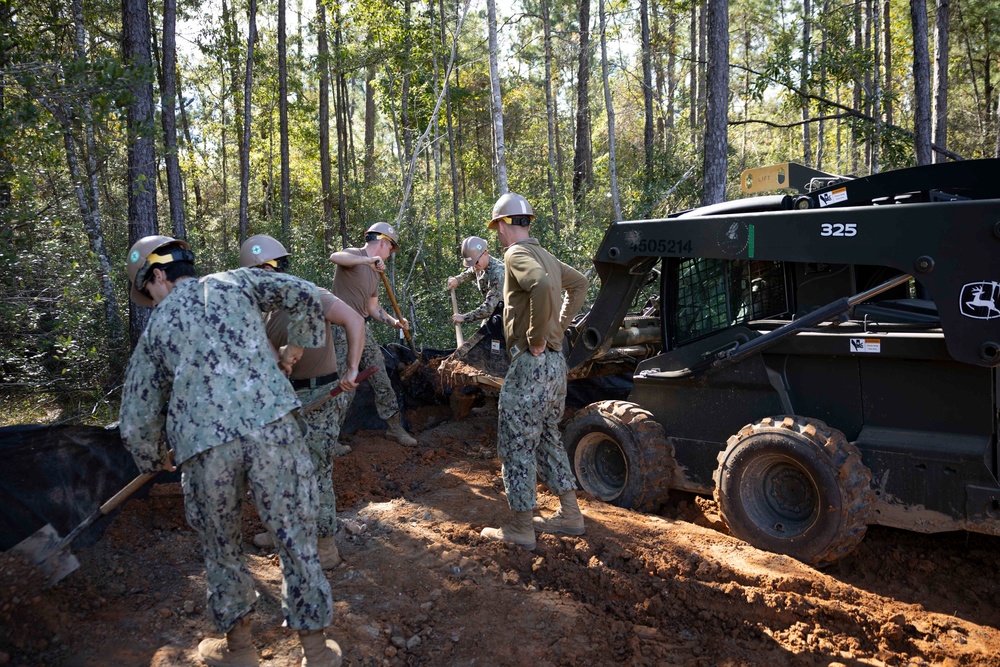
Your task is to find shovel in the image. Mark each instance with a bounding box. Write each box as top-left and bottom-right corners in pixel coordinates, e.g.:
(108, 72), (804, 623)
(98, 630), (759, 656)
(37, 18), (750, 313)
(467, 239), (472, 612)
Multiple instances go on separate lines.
(380, 272), (418, 355)
(11, 469), (160, 587)
(450, 288), (465, 348)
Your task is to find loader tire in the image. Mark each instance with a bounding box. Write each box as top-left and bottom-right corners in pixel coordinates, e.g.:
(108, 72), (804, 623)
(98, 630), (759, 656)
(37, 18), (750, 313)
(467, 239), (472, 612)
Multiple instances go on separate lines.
(713, 415), (874, 567)
(563, 400), (675, 512)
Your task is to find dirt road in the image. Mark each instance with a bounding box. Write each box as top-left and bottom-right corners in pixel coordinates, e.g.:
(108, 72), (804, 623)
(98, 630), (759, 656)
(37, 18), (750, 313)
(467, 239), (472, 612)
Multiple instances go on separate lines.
(2, 398), (1000, 666)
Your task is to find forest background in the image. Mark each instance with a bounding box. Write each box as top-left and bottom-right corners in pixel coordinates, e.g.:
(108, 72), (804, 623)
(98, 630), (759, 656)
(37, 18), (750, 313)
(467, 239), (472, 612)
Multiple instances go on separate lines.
(1, 0), (998, 422)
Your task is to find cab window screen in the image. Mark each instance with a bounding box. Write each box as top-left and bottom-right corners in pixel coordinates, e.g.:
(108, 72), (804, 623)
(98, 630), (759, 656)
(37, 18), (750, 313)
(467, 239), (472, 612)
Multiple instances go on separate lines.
(670, 258), (787, 346)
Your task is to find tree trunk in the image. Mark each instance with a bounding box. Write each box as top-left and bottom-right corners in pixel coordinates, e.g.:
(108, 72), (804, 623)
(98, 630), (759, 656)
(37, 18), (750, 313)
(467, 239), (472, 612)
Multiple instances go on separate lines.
(702, 0), (728, 205)
(883, 0), (892, 126)
(542, 0), (560, 231)
(573, 0), (593, 203)
(911, 0), (933, 164)
(852, 0), (862, 173)
(364, 61), (376, 185)
(402, 0), (413, 166)
(486, 0), (508, 193)
(279, 0), (291, 242)
(932, 0), (949, 163)
(689, 2), (698, 144)
(238, 0), (257, 243)
(177, 69), (203, 218)
(159, 0), (185, 239)
(599, 0), (621, 220)
(442, 0), (461, 245)
(334, 7), (348, 246)
(123, 0), (159, 346)
(800, 0), (811, 165)
(640, 0), (654, 181)
(871, 0), (881, 173)
(317, 1), (335, 251)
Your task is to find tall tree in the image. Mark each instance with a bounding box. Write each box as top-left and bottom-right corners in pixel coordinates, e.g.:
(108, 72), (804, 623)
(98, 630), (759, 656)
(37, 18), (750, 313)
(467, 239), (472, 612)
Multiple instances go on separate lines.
(279, 0), (291, 241)
(573, 0), (593, 202)
(160, 0), (185, 239)
(123, 0), (159, 345)
(441, 0), (461, 244)
(932, 0), (949, 163)
(238, 0), (258, 242)
(486, 0), (508, 193)
(364, 61), (376, 185)
(800, 0), (812, 165)
(640, 0), (654, 181)
(702, 0), (728, 205)
(317, 0), (335, 250)
(541, 0), (560, 231)
(911, 0), (932, 164)
(599, 0), (621, 220)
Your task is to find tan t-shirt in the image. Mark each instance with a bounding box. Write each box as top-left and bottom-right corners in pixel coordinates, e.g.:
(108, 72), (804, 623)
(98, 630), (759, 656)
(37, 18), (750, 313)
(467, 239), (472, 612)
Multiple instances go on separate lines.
(331, 247), (378, 317)
(265, 288), (338, 379)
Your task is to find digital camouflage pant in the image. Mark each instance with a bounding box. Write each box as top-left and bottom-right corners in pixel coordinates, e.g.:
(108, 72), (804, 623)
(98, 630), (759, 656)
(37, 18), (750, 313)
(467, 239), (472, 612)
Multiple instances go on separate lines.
(332, 321), (400, 423)
(497, 349), (577, 512)
(296, 382), (350, 538)
(182, 412), (333, 633)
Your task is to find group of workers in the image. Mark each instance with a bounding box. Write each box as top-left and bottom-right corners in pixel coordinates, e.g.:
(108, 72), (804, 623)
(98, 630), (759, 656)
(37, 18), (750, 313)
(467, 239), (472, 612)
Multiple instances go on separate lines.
(117, 192), (588, 666)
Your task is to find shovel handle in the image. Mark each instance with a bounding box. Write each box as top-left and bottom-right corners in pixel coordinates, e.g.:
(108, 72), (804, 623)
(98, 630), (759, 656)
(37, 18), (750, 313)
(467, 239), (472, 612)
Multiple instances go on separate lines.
(100, 471), (159, 515)
(380, 272), (417, 354)
(450, 289), (465, 348)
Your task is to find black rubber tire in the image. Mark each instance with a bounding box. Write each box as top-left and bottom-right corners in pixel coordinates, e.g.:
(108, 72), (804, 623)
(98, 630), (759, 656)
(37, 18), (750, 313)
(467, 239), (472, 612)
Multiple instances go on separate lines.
(713, 415), (874, 566)
(563, 400), (676, 512)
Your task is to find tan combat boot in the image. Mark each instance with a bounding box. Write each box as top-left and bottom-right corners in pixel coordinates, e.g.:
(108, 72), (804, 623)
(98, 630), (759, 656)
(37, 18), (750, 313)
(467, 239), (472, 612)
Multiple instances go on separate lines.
(197, 615), (259, 667)
(532, 491), (586, 536)
(298, 628), (343, 667)
(385, 414), (417, 446)
(480, 510), (536, 550)
(317, 536), (342, 570)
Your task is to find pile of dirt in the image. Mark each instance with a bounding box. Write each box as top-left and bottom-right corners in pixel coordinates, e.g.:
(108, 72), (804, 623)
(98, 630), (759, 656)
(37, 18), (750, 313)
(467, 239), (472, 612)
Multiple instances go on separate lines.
(2, 399), (1000, 666)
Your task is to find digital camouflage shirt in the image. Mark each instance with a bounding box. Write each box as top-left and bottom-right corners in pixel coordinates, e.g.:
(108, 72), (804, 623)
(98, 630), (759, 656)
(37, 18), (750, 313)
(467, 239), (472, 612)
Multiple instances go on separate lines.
(453, 255), (504, 322)
(119, 268), (326, 473)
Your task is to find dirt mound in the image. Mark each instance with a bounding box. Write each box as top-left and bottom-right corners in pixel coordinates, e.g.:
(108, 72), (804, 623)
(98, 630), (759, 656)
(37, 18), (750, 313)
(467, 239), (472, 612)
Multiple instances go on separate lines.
(2, 400), (999, 666)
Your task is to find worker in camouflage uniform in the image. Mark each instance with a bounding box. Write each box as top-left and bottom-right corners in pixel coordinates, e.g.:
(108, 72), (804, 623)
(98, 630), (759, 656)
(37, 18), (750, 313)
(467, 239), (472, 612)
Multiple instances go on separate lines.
(119, 236), (343, 667)
(480, 194), (589, 551)
(446, 235), (505, 341)
(240, 234), (364, 570)
(328, 222), (417, 446)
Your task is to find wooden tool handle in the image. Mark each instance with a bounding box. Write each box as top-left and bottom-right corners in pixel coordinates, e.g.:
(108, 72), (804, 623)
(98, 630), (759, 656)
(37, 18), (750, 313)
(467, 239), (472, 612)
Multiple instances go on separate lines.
(100, 471), (158, 515)
(450, 288), (464, 347)
(380, 272), (417, 353)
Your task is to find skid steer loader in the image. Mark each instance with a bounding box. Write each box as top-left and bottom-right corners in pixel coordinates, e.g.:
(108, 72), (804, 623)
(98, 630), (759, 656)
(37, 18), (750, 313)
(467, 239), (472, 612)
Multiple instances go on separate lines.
(557, 159), (1000, 565)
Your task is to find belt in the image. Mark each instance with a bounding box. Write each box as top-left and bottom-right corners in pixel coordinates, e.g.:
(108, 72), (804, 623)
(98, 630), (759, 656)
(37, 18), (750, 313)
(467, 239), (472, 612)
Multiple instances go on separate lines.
(290, 372), (339, 390)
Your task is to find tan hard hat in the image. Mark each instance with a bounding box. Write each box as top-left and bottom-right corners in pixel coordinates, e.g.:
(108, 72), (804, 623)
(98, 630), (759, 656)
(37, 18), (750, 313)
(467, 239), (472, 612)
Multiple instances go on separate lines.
(126, 235), (191, 307)
(488, 192), (535, 230)
(240, 234), (289, 268)
(461, 236), (489, 267)
(365, 222), (400, 252)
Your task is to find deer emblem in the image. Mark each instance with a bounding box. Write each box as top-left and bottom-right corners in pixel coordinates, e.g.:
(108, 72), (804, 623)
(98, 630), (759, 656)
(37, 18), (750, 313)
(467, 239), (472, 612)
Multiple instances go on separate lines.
(961, 282), (1000, 320)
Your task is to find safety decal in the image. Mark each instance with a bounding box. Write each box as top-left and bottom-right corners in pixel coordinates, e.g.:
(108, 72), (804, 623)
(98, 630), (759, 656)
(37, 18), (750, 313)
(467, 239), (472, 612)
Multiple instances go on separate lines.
(850, 338), (881, 353)
(251, 244), (262, 255)
(960, 281), (1000, 320)
(818, 187), (848, 207)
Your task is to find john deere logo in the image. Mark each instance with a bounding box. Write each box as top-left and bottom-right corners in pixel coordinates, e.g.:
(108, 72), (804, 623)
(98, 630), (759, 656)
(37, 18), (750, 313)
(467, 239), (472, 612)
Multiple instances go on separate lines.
(960, 281), (1000, 320)
(129, 249), (140, 263)
(252, 244), (262, 255)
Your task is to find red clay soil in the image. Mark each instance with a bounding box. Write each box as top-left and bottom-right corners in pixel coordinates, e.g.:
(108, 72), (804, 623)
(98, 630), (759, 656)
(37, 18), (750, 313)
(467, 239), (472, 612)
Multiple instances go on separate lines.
(2, 398), (1000, 667)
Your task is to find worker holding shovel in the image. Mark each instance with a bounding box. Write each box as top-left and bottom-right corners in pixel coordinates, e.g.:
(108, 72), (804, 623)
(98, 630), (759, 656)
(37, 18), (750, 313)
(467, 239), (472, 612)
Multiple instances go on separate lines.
(445, 235), (505, 346)
(120, 236), (343, 667)
(328, 222), (417, 446)
(239, 234), (364, 570)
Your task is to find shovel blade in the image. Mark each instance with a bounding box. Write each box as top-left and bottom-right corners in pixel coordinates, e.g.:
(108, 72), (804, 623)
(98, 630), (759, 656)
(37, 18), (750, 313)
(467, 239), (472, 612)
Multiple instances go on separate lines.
(10, 523), (80, 587)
